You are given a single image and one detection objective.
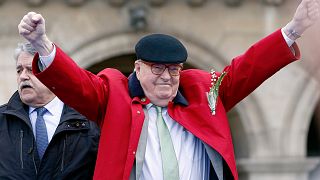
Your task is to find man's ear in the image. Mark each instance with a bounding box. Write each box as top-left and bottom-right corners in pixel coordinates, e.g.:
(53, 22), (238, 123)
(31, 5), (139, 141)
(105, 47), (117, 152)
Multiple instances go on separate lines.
(134, 61), (141, 80)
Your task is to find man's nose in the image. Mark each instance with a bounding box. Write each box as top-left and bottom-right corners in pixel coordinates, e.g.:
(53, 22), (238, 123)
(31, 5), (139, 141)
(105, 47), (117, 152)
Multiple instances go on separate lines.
(160, 68), (171, 79)
(19, 69), (30, 80)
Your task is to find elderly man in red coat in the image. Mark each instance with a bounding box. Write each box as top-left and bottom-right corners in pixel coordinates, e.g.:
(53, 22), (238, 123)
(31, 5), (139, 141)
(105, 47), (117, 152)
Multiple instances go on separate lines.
(18, 0), (319, 179)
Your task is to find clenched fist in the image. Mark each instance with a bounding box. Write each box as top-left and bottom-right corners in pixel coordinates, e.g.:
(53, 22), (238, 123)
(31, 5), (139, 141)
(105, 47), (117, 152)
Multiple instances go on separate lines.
(18, 12), (53, 56)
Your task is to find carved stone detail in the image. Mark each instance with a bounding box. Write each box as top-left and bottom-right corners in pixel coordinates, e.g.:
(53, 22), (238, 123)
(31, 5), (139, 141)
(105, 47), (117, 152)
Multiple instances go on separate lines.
(187, 0), (206, 7)
(0, 0), (5, 6)
(25, 0), (46, 7)
(262, 0), (285, 6)
(129, 5), (148, 31)
(224, 0), (243, 7)
(65, 0), (88, 7)
(149, 0), (166, 7)
(106, 0), (127, 7)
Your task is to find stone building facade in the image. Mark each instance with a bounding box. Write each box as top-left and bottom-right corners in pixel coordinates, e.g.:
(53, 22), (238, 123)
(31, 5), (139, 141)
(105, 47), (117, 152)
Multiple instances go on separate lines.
(0, 0), (320, 179)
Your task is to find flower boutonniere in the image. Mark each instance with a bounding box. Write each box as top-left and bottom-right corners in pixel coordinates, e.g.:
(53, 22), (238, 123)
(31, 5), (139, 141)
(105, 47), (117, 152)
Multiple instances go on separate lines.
(206, 70), (227, 115)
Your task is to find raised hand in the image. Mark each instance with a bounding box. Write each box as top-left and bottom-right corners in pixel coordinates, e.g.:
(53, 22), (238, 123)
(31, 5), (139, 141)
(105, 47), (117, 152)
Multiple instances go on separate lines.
(284, 0), (320, 40)
(18, 12), (45, 42)
(18, 12), (53, 56)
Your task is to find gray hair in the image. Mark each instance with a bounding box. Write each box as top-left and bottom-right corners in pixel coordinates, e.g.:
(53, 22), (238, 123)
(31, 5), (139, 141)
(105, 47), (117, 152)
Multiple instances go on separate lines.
(13, 42), (37, 61)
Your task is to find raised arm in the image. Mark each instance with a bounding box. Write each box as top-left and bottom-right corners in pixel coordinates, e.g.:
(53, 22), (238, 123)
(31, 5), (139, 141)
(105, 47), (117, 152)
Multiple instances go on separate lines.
(18, 12), (110, 126)
(219, 0), (319, 111)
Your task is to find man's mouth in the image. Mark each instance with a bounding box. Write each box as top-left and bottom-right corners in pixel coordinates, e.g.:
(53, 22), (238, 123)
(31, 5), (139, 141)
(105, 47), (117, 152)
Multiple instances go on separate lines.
(20, 82), (33, 90)
(158, 84), (171, 86)
(21, 84), (32, 89)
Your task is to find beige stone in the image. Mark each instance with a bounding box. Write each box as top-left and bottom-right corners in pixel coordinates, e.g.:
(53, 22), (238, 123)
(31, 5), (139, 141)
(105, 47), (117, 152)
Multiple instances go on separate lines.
(0, 1), (320, 179)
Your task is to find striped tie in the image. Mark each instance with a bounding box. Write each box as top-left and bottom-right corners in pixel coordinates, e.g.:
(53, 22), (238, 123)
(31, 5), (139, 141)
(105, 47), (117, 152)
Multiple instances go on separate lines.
(155, 106), (179, 180)
(35, 107), (48, 159)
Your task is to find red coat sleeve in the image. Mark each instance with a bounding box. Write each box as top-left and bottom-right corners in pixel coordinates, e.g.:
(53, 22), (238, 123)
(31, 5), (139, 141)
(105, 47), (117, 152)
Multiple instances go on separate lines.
(32, 46), (109, 126)
(219, 29), (300, 111)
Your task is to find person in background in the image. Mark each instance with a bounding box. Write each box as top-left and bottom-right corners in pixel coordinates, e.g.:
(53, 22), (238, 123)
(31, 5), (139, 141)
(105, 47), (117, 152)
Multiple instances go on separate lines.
(0, 42), (100, 179)
(17, 0), (319, 179)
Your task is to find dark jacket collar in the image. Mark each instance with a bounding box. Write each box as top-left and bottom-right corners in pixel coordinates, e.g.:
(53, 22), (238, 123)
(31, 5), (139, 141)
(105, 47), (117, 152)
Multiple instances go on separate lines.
(3, 91), (87, 126)
(128, 72), (189, 106)
(1, 91), (91, 140)
(3, 91), (31, 125)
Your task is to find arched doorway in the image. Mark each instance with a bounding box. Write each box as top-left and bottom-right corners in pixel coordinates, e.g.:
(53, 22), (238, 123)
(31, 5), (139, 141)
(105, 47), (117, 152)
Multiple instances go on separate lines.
(307, 105), (320, 157)
(87, 54), (136, 76)
(308, 103), (320, 180)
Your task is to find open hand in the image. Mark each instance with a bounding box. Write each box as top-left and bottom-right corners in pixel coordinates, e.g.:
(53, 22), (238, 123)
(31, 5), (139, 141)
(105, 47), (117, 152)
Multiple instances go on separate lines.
(286, 0), (320, 39)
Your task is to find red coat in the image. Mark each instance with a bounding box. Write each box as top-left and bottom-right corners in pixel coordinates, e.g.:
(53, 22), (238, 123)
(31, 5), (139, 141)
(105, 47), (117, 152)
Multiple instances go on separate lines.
(33, 30), (299, 180)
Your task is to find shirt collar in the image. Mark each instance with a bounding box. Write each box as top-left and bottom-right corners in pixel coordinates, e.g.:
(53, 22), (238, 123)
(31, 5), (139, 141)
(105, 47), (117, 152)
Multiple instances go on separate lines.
(145, 103), (168, 113)
(29, 96), (64, 116)
(128, 72), (189, 106)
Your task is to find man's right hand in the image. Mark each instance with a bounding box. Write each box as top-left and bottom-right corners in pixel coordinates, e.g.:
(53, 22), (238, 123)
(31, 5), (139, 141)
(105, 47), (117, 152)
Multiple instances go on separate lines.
(18, 12), (53, 56)
(284, 0), (320, 41)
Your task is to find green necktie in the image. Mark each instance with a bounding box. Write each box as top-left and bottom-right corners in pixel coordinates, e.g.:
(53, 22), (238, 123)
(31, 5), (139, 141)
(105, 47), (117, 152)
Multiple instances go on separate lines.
(155, 106), (180, 180)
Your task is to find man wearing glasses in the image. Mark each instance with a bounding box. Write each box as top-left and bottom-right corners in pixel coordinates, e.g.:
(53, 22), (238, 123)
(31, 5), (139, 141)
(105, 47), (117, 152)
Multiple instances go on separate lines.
(18, 0), (319, 179)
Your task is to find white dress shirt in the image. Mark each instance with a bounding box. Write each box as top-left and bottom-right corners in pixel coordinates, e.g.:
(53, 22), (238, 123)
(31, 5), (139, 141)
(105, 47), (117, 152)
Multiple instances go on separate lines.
(29, 96), (64, 143)
(141, 104), (210, 180)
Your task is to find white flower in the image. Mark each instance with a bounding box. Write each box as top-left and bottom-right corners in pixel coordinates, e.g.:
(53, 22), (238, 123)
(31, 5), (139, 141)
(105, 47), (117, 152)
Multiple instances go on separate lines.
(207, 70), (227, 115)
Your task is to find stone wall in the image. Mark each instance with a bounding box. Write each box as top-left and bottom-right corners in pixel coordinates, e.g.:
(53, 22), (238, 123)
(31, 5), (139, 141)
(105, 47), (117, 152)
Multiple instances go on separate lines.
(0, 0), (320, 179)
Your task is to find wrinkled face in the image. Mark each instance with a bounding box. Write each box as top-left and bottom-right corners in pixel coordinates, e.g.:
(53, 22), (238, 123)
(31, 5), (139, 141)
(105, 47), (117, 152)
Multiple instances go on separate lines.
(16, 51), (55, 107)
(135, 60), (181, 107)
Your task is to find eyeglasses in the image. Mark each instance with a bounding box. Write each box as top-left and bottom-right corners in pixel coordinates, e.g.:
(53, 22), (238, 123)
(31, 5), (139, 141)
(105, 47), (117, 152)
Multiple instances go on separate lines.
(141, 61), (183, 76)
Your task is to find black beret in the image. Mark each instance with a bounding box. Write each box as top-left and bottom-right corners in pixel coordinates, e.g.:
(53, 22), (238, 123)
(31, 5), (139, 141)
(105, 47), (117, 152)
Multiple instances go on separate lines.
(135, 34), (188, 64)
